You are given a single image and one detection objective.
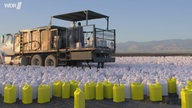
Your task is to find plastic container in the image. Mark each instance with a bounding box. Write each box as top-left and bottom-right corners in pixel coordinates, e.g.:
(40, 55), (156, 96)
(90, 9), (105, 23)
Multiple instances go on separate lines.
(146, 81), (151, 96)
(124, 83), (131, 99)
(79, 83), (84, 92)
(62, 82), (70, 99)
(185, 85), (192, 91)
(187, 80), (192, 86)
(177, 82), (185, 99)
(103, 81), (113, 99)
(74, 88), (85, 108)
(181, 88), (192, 108)
(53, 80), (62, 97)
(143, 80), (148, 96)
(38, 84), (50, 103)
(70, 80), (79, 97)
(113, 84), (125, 103)
(159, 79), (168, 96)
(30, 82), (38, 99)
(149, 82), (162, 101)
(19, 83), (25, 100)
(167, 77), (177, 93)
(84, 82), (95, 100)
(131, 82), (144, 100)
(2, 81), (10, 96)
(14, 83), (19, 99)
(96, 82), (104, 100)
(22, 84), (33, 104)
(4, 84), (17, 104)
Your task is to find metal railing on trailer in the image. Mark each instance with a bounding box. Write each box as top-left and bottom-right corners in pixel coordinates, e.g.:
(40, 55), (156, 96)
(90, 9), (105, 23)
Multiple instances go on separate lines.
(73, 25), (116, 51)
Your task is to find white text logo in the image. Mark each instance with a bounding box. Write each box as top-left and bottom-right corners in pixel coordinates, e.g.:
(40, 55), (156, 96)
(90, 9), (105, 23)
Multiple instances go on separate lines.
(4, 2), (22, 10)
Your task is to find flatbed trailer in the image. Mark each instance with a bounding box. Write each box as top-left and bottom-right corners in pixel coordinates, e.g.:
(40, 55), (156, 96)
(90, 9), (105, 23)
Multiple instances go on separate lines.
(6, 10), (116, 68)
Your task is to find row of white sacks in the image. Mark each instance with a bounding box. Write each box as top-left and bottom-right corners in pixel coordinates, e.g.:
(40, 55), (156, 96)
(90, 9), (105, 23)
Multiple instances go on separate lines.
(0, 56), (192, 99)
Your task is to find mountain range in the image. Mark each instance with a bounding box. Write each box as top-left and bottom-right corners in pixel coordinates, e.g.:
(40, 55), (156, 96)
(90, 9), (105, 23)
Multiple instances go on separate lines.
(116, 39), (192, 53)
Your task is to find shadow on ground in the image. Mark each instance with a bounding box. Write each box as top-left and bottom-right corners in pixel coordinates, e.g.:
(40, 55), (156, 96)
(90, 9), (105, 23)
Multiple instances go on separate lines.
(0, 94), (180, 108)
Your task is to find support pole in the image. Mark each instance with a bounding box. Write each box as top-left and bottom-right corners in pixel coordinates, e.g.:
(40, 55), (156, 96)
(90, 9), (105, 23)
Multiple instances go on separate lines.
(84, 10), (88, 26)
(49, 16), (53, 27)
(106, 17), (109, 30)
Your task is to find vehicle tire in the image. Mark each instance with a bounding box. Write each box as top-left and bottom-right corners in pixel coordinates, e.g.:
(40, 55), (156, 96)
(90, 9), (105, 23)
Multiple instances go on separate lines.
(31, 54), (43, 66)
(44, 55), (57, 67)
(20, 56), (29, 66)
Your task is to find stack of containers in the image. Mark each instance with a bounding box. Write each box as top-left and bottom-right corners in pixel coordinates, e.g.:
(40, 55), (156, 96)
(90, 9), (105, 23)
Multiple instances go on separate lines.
(2, 56), (192, 104)
(84, 82), (96, 100)
(131, 82), (144, 100)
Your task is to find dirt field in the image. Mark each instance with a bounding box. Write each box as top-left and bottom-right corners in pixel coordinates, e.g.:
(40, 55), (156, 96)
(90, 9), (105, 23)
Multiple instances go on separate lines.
(0, 95), (180, 108)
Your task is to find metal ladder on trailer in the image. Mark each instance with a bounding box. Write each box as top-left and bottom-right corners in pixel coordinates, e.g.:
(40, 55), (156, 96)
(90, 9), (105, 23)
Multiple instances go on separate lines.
(57, 29), (71, 66)
(19, 33), (24, 56)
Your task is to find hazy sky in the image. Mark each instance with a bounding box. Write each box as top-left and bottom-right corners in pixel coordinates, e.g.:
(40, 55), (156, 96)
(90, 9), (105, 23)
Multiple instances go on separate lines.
(0, 0), (191, 42)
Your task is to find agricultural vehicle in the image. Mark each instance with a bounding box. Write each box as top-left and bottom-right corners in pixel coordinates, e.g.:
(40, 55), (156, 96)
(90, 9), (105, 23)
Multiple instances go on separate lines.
(0, 10), (116, 68)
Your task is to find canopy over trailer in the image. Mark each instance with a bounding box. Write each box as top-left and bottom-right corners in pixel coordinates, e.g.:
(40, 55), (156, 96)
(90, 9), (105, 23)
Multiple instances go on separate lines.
(50, 10), (109, 30)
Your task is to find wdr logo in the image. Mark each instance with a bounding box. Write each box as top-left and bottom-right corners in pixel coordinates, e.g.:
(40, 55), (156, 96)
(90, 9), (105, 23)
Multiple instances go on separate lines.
(4, 2), (22, 10)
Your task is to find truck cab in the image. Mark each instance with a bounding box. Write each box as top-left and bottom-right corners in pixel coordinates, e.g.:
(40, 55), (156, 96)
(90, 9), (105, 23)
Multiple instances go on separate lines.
(0, 34), (14, 64)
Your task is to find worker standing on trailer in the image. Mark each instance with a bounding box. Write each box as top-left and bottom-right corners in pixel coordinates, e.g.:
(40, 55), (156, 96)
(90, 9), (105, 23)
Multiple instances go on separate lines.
(77, 22), (84, 47)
